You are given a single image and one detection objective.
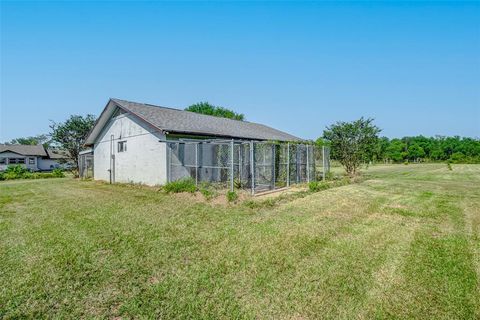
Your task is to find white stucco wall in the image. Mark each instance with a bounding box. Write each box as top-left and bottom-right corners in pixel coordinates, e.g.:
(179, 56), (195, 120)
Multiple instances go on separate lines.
(38, 158), (60, 171)
(93, 112), (167, 186)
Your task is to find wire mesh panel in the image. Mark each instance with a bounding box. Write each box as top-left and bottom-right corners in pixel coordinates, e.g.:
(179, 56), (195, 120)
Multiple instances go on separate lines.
(234, 142), (251, 189)
(79, 153), (94, 179)
(166, 139), (329, 194)
(253, 142), (274, 192)
(307, 144), (315, 182)
(197, 142), (231, 188)
(323, 146), (331, 174)
(314, 146), (331, 180)
(288, 144), (298, 185)
(168, 142), (198, 182)
(297, 144), (308, 183)
(276, 144), (289, 188)
(314, 145), (323, 180)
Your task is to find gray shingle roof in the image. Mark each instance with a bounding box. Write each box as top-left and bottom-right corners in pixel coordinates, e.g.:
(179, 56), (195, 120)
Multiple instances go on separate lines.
(47, 149), (69, 159)
(111, 98), (301, 142)
(0, 144), (48, 156)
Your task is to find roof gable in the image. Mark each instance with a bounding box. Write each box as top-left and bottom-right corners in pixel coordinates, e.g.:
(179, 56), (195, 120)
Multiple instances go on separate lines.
(0, 144), (48, 156)
(85, 98), (301, 145)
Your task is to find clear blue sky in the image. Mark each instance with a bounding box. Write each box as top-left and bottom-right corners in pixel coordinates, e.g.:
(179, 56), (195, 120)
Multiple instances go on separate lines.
(1, 1), (479, 141)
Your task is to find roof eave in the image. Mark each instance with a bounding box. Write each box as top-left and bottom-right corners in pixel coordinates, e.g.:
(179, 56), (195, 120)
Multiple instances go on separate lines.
(84, 99), (168, 146)
(165, 129), (301, 142)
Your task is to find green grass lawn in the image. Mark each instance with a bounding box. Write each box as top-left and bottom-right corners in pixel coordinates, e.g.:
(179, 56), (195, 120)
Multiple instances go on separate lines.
(1, 164), (479, 319)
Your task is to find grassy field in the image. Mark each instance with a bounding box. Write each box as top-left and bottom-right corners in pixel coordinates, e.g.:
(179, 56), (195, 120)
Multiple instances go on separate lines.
(1, 164), (479, 319)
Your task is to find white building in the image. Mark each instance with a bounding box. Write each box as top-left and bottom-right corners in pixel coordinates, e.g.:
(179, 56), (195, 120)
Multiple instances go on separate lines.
(0, 145), (68, 171)
(83, 98), (301, 186)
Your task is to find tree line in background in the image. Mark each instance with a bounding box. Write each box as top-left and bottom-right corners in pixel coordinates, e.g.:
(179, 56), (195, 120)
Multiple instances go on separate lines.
(6, 134), (51, 148)
(3, 105), (479, 177)
(371, 135), (480, 164)
(320, 117), (480, 176)
(183, 103), (479, 168)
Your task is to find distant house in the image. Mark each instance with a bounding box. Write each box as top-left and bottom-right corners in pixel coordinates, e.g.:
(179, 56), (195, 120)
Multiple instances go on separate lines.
(83, 98), (301, 186)
(0, 144), (68, 171)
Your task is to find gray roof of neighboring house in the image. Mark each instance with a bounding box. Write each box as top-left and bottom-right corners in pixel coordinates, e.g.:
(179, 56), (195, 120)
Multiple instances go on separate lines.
(0, 144), (48, 156)
(47, 149), (69, 159)
(85, 98), (301, 145)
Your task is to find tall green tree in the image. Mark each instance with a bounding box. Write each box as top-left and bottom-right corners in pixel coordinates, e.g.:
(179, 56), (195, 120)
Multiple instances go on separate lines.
(385, 139), (407, 162)
(185, 102), (245, 121)
(323, 117), (381, 176)
(50, 114), (96, 174)
(7, 134), (51, 148)
(315, 137), (330, 148)
(372, 137), (390, 162)
(407, 143), (425, 161)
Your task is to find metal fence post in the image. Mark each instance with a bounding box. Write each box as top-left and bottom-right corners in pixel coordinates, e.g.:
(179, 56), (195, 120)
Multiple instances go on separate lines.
(230, 139), (234, 192)
(263, 144), (267, 180)
(195, 143), (198, 187)
(286, 142), (290, 187)
(250, 140), (255, 195)
(168, 143), (172, 182)
(238, 144), (242, 187)
(306, 144), (310, 183)
(79, 155), (83, 179)
(322, 145), (326, 181)
(312, 145), (316, 181)
(296, 146), (300, 183)
(272, 144), (276, 190)
(326, 147), (330, 175)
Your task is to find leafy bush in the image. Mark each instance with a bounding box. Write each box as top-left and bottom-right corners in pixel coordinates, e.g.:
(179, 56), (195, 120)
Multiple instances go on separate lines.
(198, 182), (216, 200)
(1, 172), (19, 180)
(1, 165), (29, 180)
(52, 168), (65, 178)
(226, 190), (238, 203)
(450, 152), (465, 163)
(308, 181), (330, 192)
(22, 172), (34, 179)
(5, 165), (29, 176)
(0, 165), (67, 181)
(164, 178), (196, 193)
(308, 181), (318, 192)
(324, 171), (334, 181)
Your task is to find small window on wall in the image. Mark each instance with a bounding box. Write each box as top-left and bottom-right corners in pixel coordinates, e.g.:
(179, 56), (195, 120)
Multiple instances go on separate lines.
(29, 157), (35, 164)
(8, 158), (26, 164)
(0, 158), (6, 164)
(118, 141), (127, 153)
